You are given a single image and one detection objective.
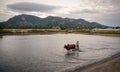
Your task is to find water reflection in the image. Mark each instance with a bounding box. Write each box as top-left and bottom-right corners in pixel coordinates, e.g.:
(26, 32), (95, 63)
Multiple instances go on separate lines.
(0, 35), (3, 38)
(64, 51), (79, 61)
(0, 34), (120, 72)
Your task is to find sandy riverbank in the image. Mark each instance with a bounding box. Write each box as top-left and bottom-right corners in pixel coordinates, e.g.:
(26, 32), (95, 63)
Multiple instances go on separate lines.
(0, 28), (120, 35)
(72, 53), (120, 72)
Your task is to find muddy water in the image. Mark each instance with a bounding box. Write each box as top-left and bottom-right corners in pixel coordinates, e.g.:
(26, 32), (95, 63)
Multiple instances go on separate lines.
(0, 34), (120, 72)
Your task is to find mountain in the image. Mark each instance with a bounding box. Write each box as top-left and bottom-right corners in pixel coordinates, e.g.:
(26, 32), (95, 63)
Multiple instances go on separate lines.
(0, 14), (107, 29)
(3, 14), (42, 25)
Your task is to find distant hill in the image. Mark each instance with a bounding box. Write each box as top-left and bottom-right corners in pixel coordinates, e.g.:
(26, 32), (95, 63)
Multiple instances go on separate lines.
(0, 14), (107, 29)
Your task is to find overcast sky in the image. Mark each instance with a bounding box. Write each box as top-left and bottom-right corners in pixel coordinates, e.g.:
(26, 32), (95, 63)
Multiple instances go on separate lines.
(0, 0), (120, 26)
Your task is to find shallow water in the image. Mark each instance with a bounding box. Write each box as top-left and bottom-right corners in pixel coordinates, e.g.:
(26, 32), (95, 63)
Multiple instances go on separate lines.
(0, 34), (120, 72)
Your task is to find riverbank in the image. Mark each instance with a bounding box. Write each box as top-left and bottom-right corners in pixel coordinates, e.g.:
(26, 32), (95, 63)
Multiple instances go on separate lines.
(0, 29), (90, 33)
(0, 28), (120, 34)
(0, 29), (120, 37)
(72, 52), (120, 72)
(91, 28), (120, 34)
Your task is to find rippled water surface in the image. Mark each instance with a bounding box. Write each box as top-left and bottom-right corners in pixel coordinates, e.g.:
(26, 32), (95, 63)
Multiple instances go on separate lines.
(0, 34), (120, 72)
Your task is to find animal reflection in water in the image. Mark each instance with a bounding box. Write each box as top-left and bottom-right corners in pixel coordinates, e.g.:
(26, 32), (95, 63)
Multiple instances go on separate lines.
(64, 41), (81, 51)
(65, 51), (79, 57)
(64, 51), (79, 61)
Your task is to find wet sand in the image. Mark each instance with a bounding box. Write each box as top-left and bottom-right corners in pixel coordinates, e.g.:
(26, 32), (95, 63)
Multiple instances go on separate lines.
(72, 53), (120, 72)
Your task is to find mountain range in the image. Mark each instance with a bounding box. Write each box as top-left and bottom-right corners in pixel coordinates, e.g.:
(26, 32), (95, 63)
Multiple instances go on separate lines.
(0, 14), (107, 29)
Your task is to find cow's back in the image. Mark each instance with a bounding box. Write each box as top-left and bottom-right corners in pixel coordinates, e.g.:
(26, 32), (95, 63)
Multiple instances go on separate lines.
(64, 44), (75, 50)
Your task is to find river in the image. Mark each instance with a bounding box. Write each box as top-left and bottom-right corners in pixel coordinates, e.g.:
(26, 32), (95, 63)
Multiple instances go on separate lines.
(0, 33), (120, 72)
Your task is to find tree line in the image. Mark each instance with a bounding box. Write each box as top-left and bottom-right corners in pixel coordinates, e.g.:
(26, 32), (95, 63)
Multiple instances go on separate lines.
(0, 23), (101, 30)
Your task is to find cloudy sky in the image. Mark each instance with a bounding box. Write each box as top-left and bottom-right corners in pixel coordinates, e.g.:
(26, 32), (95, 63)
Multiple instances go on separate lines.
(0, 0), (120, 26)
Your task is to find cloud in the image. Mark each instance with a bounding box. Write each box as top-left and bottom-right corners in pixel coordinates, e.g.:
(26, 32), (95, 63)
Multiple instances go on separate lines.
(7, 2), (60, 12)
(71, 9), (100, 14)
(0, 0), (119, 26)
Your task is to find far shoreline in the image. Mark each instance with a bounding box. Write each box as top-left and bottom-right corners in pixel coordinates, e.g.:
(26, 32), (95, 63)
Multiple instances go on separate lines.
(0, 31), (120, 37)
(0, 28), (120, 37)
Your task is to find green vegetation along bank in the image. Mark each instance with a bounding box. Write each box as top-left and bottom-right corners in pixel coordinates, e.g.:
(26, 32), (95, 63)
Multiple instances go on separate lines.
(0, 28), (120, 34)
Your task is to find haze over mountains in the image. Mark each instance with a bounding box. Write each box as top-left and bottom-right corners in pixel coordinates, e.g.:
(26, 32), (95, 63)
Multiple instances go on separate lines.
(0, 14), (107, 29)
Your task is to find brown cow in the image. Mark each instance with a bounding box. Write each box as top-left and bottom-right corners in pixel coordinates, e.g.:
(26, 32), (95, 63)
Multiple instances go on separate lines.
(64, 44), (76, 51)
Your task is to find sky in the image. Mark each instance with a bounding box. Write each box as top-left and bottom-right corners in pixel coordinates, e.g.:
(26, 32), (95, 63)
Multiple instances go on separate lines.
(0, 0), (120, 26)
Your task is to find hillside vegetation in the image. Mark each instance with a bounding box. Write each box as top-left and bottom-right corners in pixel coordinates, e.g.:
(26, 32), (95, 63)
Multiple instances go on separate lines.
(0, 14), (107, 29)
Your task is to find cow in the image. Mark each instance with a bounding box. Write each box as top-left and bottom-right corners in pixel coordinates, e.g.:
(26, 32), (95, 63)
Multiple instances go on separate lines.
(64, 44), (76, 51)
